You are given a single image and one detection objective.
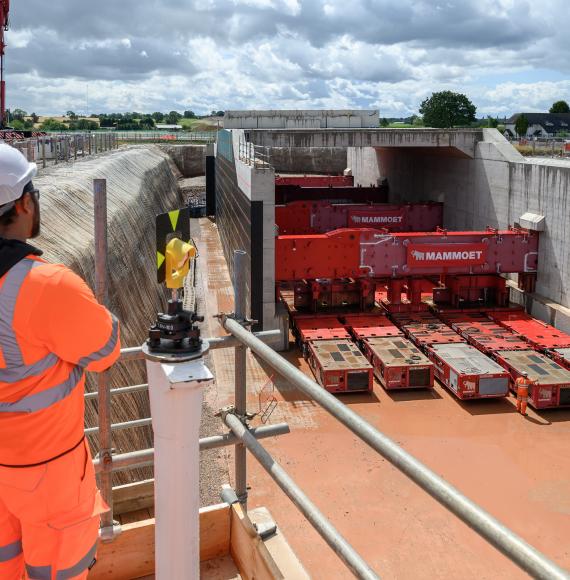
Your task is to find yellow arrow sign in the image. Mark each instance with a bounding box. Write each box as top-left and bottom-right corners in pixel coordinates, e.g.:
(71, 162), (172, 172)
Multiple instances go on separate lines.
(157, 251), (165, 270)
(169, 209), (180, 231)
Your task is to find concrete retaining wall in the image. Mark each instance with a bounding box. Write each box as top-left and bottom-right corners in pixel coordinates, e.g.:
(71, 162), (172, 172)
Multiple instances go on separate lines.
(270, 147), (347, 174)
(35, 145), (183, 481)
(215, 130), (278, 332)
(161, 144), (206, 177)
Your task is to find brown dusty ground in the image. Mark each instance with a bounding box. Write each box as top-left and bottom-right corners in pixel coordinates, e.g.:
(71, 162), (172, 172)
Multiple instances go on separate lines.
(194, 217), (570, 580)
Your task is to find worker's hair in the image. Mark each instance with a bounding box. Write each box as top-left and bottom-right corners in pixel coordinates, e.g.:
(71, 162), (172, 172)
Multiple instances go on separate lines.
(0, 182), (34, 227)
(0, 198), (19, 227)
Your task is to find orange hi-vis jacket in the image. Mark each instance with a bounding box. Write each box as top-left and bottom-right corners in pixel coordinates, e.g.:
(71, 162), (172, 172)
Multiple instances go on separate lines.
(0, 254), (120, 466)
(515, 375), (532, 398)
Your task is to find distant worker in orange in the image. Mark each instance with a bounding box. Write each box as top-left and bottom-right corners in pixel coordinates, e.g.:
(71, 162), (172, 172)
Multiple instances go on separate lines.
(0, 144), (121, 579)
(515, 371), (533, 416)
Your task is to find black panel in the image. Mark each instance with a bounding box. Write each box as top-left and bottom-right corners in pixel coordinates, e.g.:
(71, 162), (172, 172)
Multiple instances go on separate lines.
(409, 368), (431, 387)
(206, 156), (216, 216)
(251, 201), (264, 331)
(347, 371), (370, 390)
(559, 388), (570, 406)
(528, 364), (548, 375)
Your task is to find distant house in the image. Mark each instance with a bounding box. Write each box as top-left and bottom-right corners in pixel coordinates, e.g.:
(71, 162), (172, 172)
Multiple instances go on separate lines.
(155, 124), (183, 131)
(505, 113), (570, 138)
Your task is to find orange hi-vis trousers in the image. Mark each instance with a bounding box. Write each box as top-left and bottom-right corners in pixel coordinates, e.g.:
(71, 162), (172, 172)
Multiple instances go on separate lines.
(516, 379), (530, 415)
(0, 439), (107, 579)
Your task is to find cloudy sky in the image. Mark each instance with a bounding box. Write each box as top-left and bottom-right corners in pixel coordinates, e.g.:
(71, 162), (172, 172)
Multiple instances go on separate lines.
(6, 0), (570, 117)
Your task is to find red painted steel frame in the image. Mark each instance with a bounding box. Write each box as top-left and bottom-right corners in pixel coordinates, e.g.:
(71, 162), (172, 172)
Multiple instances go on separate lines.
(292, 315), (351, 349)
(276, 228), (539, 281)
(389, 312), (466, 349)
(432, 275), (510, 308)
(307, 340), (374, 394)
(494, 350), (570, 409)
(427, 345), (509, 400)
(275, 201), (443, 235)
(275, 175), (354, 187)
(363, 337), (434, 390)
(342, 314), (403, 344)
(403, 324), (466, 349)
(437, 311), (528, 354)
(0, 0), (9, 127)
(489, 311), (570, 350)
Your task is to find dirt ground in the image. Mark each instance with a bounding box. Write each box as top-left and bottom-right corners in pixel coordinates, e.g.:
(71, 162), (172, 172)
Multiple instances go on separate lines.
(194, 217), (570, 580)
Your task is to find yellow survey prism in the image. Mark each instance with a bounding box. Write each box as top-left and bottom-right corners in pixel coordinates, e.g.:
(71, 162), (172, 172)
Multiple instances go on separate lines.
(165, 237), (196, 289)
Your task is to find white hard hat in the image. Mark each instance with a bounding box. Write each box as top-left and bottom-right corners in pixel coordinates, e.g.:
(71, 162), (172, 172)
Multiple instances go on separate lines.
(522, 371), (529, 377)
(0, 143), (38, 216)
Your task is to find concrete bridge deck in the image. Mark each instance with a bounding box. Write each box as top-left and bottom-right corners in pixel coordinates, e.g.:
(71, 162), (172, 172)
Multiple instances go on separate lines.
(247, 128), (484, 158)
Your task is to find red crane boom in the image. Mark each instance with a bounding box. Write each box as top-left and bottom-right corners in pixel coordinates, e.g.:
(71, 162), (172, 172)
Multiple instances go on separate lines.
(0, 0), (9, 128)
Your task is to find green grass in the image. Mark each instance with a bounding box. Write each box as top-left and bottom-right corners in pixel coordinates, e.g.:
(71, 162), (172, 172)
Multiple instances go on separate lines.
(179, 118), (218, 131)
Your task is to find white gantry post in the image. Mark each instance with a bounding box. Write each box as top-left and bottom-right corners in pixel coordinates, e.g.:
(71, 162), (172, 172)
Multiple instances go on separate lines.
(143, 345), (214, 580)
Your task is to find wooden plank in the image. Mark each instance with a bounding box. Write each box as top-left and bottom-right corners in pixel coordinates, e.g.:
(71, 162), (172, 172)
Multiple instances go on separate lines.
(113, 480), (154, 516)
(249, 508), (310, 580)
(91, 518), (154, 580)
(118, 508), (153, 525)
(229, 503), (284, 580)
(201, 503), (231, 562)
(92, 504), (231, 579)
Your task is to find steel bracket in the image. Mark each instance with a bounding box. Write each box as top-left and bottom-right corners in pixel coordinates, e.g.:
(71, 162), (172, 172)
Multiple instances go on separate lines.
(99, 522), (122, 543)
(217, 405), (256, 424)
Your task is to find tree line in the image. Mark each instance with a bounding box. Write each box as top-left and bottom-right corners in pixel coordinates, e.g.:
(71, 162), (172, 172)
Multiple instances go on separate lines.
(4, 109), (225, 131)
(379, 92), (569, 137)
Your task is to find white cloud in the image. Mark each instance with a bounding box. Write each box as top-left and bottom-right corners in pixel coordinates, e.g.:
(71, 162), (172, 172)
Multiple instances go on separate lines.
(5, 0), (570, 117)
(6, 29), (33, 48)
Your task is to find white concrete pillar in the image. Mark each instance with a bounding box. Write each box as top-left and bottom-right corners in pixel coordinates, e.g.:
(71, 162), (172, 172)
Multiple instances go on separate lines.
(145, 356), (214, 580)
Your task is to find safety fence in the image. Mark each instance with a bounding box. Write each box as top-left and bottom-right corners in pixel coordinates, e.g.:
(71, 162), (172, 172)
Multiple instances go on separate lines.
(88, 180), (569, 578)
(238, 134), (272, 170)
(8, 133), (118, 168)
(113, 130), (216, 143)
(515, 139), (570, 157)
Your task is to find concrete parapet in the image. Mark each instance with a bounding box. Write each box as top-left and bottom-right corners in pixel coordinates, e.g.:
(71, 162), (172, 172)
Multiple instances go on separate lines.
(224, 109), (379, 129)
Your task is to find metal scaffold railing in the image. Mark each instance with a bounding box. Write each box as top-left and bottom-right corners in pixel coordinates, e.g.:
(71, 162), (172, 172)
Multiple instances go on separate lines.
(87, 176), (569, 579)
(238, 133), (272, 169)
(8, 132), (119, 168)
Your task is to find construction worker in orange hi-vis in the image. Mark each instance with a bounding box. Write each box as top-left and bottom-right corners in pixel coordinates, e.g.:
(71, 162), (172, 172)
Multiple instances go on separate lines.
(0, 144), (121, 579)
(515, 371), (532, 416)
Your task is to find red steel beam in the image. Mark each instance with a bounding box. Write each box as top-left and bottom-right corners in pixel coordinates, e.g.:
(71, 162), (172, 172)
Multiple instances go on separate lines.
(276, 201), (443, 235)
(275, 175), (354, 187)
(276, 228), (539, 281)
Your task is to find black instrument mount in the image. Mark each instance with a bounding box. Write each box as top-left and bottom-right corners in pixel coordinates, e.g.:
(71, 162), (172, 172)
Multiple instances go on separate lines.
(147, 298), (204, 355)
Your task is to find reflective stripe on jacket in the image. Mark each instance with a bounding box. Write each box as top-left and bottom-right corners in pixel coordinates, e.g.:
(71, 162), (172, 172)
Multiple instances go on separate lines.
(515, 376), (532, 397)
(0, 257), (120, 466)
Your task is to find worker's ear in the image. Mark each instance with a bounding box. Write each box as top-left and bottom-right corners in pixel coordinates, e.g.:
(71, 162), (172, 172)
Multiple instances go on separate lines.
(16, 192), (35, 215)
